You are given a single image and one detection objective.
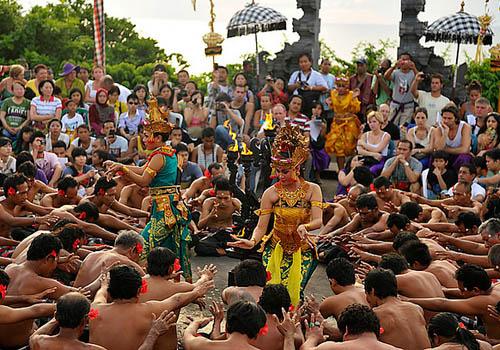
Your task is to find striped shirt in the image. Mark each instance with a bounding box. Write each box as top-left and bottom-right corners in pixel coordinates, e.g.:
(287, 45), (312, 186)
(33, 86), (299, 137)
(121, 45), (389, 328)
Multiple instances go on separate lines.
(31, 96), (62, 116)
(285, 114), (310, 133)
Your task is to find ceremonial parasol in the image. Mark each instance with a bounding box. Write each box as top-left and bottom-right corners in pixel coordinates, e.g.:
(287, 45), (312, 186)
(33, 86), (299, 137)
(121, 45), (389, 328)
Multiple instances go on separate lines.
(424, 1), (494, 96)
(227, 1), (287, 79)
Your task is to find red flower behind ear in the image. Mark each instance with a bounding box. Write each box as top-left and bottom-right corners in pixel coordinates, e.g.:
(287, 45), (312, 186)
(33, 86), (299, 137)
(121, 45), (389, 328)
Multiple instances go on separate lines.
(72, 239), (81, 251)
(379, 327), (385, 335)
(0, 285), (6, 300)
(173, 258), (181, 272)
(79, 212), (87, 220)
(98, 188), (105, 196)
(288, 305), (295, 312)
(140, 279), (148, 294)
(49, 250), (57, 258)
(58, 189), (65, 196)
(135, 243), (143, 255)
(266, 271), (272, 282)
(370, 183), (375, 191)
(116, 171), (124, 176)
(7, 187), (16, 196)
(88, 308), (99, 320)
(208, 189), (215, 197)
(458, 322), (466, 329)
(258, 323), (268, 336)
(204, 169), (212, 179)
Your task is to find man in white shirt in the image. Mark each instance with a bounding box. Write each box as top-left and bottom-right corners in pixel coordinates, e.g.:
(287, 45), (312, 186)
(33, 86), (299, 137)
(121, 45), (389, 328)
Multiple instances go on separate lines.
(102, 120), (128, 159)
(102, 75), (131, 103)
(447, 163), (486, 202)
(411, 72), (450, 126)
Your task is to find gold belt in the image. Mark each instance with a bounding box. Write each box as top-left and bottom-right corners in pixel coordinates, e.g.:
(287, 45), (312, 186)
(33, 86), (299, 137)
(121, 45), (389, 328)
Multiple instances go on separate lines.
(149, 185), (181, 199)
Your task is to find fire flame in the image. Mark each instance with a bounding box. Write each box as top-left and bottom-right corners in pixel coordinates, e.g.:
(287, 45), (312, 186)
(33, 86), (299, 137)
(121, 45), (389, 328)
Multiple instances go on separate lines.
(227, 123), (239, 152)
(241, 142), (253, 156)
(263, 113), (275, 131)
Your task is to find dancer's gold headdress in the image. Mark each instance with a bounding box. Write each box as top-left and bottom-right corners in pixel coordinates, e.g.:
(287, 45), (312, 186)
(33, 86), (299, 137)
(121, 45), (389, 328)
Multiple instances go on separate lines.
(271, 123), (308, 169)
(143, 97), (174, 134)
(335, 74), (349, 87)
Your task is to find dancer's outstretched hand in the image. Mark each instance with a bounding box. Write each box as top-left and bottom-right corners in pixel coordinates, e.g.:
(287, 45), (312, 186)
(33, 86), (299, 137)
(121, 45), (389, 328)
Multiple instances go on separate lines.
(227, 235), (255, 250)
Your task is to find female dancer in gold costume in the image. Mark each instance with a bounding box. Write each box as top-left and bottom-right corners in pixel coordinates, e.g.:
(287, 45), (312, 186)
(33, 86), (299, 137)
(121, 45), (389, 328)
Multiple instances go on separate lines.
(229, 123), (323, 305)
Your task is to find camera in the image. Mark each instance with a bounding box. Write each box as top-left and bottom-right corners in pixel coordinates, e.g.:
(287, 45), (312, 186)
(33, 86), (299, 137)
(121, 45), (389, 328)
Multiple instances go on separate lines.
(177, 89), (188, 99)
(265, 75), (274, 82)
(377, 67), (386, 75)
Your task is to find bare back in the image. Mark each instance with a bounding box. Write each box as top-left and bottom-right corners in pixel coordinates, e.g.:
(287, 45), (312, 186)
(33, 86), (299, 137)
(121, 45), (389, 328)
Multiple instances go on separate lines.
(396, 270), (444, 298)
(320, 287), (369, 319)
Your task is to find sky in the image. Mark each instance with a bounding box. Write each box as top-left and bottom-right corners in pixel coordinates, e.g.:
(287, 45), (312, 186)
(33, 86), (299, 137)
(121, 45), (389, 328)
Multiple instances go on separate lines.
(19, 0), (500, 74)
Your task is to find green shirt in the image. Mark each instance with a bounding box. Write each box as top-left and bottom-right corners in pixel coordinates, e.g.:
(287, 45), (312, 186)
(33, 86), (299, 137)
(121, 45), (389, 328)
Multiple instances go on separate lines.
(0, 97), (31, 128)
(55, 78), (85, 99)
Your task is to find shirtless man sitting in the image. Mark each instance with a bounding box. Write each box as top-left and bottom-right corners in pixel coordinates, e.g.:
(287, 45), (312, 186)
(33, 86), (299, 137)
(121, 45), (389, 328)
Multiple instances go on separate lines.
(184, 300), (266, 350)
(1, 234), (99, 349)
(302, 303), (402, 350)
(324, 193), (389, 238)
(222, 259), (267, 304)
(40, 176), (82, 208)
(407, 264), (500, 339)
(320, 258), (368, 320)
(256, 284), (303, 350)
(0, 174), (56, 239)
(195, 177), (241, 256)
(17, 161), (57, 203)
(90, 264), (214, 350)
(399, 241), (458, 288)
(182, 162), (225, 202)
(119, 184), (150, 209)
(139, 247), (217, 350)
(74, 230), (145, 288)
(372, 176), (410, 212)
(364, 268), (431, 350)
(399, 201), (447, 225)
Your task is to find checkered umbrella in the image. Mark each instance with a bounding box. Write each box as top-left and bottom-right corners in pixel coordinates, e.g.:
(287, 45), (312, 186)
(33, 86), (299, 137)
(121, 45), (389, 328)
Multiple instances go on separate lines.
(425, 9), (494, 96)
(425, 11), (493, 45)
(227, 2), (287, 77)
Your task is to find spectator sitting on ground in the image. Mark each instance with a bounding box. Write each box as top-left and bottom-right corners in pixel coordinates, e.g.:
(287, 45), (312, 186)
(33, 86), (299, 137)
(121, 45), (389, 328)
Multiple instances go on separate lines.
(381, 140), (422, 193)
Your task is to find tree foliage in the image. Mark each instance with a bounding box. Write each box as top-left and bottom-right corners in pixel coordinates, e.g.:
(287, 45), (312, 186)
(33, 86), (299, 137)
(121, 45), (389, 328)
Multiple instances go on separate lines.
(466, 59), (499, 109)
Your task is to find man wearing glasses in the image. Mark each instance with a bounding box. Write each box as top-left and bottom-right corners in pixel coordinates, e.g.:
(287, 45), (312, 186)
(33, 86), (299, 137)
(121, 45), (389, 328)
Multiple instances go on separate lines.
(118, 94), (144, 141)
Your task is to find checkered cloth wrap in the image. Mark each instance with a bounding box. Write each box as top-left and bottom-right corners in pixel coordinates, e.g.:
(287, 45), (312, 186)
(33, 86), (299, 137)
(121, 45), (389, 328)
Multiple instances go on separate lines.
(93, 0), (106, 67)
(425, 11), (493, 45)
(227, 3), (287, 38)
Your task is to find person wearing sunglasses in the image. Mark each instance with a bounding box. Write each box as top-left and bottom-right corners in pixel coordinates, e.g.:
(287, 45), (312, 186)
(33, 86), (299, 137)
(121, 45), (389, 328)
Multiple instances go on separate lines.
(118, 94), (144, 141)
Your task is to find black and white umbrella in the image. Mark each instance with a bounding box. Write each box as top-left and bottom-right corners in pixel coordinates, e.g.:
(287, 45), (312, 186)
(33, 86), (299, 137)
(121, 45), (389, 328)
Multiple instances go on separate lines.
(227, 1), (287, 78)
(425, 6), (494, 95)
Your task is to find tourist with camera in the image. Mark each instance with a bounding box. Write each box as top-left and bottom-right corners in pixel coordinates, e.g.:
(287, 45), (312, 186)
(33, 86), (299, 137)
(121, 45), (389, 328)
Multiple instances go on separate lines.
(257, 75), (288, 105)
(372, 59), (393, 106)
(411, 72), (450, 126)
(210, 92), (244, 150)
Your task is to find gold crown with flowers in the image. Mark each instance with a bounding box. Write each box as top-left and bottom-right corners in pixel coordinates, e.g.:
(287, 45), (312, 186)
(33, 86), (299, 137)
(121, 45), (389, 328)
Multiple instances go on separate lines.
(271, 122), (308, 170)
(335, 74), (349, 87)
(143, 97), (175, 134)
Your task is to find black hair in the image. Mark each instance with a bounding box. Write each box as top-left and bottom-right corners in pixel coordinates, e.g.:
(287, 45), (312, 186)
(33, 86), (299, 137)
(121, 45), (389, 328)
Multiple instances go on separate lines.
(68, 88), (85, 107)
(26, 233), (62, 261)
(217, 65), (228, 74)
(0, 269), (10, 289)
(297, 52), (312, 63)
(455, 264), (491, 292)
(258, 284), (291, 320)
(432, 150), (449, 161)
(338, 304), (381, 337)
(208, 162), (223, 173)
(108, 85), (120, 96)
(326, 257), (355, 286)
(3, 174), (27, 198)
(455, 212), (482, 230)
(461, 163), (478, 175)
(71, 147), (87, 160)
(399, 52), (413, 60)
(126, 93), (139, 103)
(364, 268), (398, 298)
(17, 161), (36, 179)
(215, 92), (232, 103)
(488, 244), (500, 268)
(355, 193), (378, 211)
(48, 118), (62, 129)
(400, 241), (432, 268)
(57, 225), (85, 252)
(15, 151), (34, 170)
(108, 265), (143, 300)
(441, 104), (460, 124)
(158, 84), (174, 107)
(58, 175), (78, 193)
(387, 213), (410, 230)
(0, 137), (11, 147)
(93, 177), (117, 196)
(175, 143), (189, 154)
(53, 140), (67, 150)
(399, 202), (423, 221)
(428, 312), (480, 350)
(485, 148), (500, 162)
(289, 94), (303, 106)
(398, 139), (413, 151)
(467, 80), (482, 94)
(214, 177), (232, 194)
(38, 79), (55, 96)
(393, 231), (419, 251)
(353, 166), (373, 187)
(74, 202), (100, 222)
(147, 247), (176, 277)
(226, 301), (267, 339)
(55, 293), (90, 329)
(93, 150), (109, 162)
(202, 127), (215, 139)
(30, 130), (46, 144)
(234, 259), (267, 287)
(380, 253), (409, 275)
(373, 176), (392, 189)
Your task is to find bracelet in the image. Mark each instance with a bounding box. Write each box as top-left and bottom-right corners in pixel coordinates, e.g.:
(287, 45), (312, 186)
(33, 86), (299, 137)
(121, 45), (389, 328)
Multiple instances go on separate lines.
(144, 166), (157, 177)
(304, 223), (311, 231)
(122, 166), (130, 174)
